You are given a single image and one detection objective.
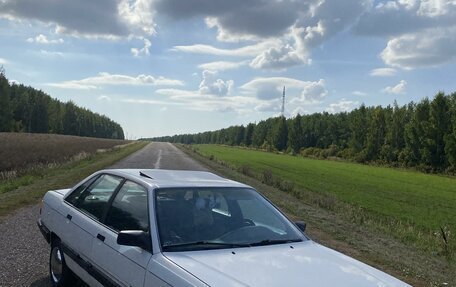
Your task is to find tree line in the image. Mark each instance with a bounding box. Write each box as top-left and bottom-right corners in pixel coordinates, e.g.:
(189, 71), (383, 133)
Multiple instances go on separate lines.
(150, 92), (456, 173)
(0, 69), (124, 139)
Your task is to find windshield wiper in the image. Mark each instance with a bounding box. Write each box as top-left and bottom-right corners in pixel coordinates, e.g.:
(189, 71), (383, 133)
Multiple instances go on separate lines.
(249, 239), (302, 247)
(163, 241), (250, 251)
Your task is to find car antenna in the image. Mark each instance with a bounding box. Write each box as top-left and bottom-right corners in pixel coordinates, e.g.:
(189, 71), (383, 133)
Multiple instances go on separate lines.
(139, 171), (153, 179)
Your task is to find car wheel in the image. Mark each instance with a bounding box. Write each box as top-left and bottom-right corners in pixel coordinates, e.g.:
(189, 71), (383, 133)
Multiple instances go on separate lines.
(49, 240), (75, 287)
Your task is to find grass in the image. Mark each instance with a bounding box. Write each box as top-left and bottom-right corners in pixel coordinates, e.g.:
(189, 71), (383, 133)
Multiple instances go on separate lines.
(0, 132), (130, 176)
(0, 140), (148, 218)
(179, 144), (456, 287)
(192, 144), (456, 257)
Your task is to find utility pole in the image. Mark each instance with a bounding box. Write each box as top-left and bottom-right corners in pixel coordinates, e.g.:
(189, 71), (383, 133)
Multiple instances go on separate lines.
(281, 86), (286, 117)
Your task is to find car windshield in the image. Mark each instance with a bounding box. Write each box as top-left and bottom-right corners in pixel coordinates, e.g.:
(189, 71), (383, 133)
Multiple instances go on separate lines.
(155, 187), (305, 251)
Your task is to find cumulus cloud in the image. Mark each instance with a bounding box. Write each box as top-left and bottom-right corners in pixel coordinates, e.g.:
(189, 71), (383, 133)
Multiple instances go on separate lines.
(380, 27), (456, 69)
(250, 0), (370, 69)
(355, 0), (456, 69)
(131, 38), (151, 57)
(290, 79), (328, 104)
(382, 80), (407, 94)
(250, 26), (312, 70)
(240, 77), (327, 103)
(326, 99), (359, 113)
(167, 0), (370, 69)
(198, 61), (247, 71)
(26, 34), (64, 44)
(0, 0), (155, 39)
(47, 72), (184, 89)
(198, 70), (233, 96)
(370, 67), (397, 76)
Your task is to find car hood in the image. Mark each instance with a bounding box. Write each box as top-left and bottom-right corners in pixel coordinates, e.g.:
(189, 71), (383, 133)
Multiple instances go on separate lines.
(164, 241), (410, 287)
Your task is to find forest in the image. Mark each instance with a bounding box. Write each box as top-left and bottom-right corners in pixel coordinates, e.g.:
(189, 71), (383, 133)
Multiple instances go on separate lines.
(0, 69), (124, 139)
(151, 92), (456, 173)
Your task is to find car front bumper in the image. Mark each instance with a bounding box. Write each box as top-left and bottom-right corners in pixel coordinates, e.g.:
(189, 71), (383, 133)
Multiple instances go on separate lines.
(37, 218), (51, 244)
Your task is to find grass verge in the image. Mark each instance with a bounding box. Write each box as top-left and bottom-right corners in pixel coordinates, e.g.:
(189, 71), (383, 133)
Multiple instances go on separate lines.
(193, 144), (455, 257)
(0, 141), (148, 218)
(178, 144), (455, 287)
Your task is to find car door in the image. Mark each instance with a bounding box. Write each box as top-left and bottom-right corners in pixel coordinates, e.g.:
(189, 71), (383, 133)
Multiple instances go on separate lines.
(60, 174), (124, 263)
(91, 180), (152, 287)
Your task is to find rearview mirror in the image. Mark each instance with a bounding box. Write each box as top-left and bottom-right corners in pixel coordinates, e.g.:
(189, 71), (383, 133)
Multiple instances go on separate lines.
(117, 230), (152, 252)
(295, 221), (306, 233)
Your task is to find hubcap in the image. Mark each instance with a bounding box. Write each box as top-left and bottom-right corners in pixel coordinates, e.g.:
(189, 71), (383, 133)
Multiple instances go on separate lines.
(50, 247), (63, 283)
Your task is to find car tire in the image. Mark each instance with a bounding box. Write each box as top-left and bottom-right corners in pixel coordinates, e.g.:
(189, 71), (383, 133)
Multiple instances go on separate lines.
(49, 240), (76, 287)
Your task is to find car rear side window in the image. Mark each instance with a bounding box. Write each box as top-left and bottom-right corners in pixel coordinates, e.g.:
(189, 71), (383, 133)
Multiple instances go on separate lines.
(74, 174), (123, 221)
(105, 181), (149, 232)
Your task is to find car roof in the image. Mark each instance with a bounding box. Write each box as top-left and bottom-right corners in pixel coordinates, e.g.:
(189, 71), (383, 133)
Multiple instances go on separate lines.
(101, 169), (251, 189)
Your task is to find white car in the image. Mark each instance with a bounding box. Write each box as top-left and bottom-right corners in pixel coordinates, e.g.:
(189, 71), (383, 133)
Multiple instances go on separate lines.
(38, 169), (411, 287)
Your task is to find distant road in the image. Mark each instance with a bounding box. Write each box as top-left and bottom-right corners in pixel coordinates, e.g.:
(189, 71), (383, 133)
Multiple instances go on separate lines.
(0, 142), (207, 286)
(109, 142), (207, 171)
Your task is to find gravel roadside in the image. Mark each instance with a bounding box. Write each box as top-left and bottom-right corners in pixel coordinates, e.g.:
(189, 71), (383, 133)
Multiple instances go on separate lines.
(0, 142), (207, 286)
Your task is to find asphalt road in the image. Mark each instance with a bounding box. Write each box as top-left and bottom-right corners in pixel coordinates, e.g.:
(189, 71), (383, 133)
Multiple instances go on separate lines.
(0, 142), (207, 287)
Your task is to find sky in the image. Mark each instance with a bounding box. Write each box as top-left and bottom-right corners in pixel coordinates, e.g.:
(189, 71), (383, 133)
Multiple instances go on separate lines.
(0, 0), (455, 139)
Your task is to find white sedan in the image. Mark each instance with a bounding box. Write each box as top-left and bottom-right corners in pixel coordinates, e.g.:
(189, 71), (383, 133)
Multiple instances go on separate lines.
(38, 169), (411, 287)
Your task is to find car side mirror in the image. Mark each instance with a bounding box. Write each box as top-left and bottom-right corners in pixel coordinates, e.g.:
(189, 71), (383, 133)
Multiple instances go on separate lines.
(295, 221), (306, 233)
(117, 230), (152, 252)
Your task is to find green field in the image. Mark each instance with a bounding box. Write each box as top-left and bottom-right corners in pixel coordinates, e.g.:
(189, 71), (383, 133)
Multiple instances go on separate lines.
(194, 144), (456, 253)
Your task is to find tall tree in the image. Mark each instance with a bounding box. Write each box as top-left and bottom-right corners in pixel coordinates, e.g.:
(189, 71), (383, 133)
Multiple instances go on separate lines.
(0, 70), (13, 132)
(288, 114), (303, 153)
(271, 117), (288, 151)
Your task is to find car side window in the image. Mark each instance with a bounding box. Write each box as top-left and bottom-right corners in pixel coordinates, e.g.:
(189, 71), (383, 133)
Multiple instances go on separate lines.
(105, 180), (149, 232)
(74, 174), (124, 221)
(65, 175), (99, 205)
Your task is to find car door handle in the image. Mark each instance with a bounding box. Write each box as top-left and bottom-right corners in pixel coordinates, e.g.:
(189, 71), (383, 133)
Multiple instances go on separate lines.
(96, 234), (105, 242)
(66, 214), (72, 221)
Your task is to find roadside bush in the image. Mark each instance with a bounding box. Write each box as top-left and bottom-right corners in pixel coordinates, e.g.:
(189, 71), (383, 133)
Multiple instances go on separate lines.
(239, 164), (253, 177)
(261, 169), (274, 185)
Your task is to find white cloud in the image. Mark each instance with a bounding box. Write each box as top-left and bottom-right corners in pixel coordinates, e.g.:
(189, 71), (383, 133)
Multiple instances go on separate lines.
(254, 100), (281, 112)
(155, 88), (260, 113)
(26, 34), (64, 44)
(352, 90), (368, 96)
(370, 67), (397, 76)
(326, 99), (359, 113)
(131, 38), (151, 57)
(290, 79), (328, 104)
(0, 58), (7, 65)
(380, 27), (456, 69)
(40, 50), (64, 57)
(97, 95), (112, 102)
(198, 60), (247, 71)
(250, 44), (303, 70)
(382, 80), (407, 94)
(355, 0), (456, 69)
(118, 0), (155, 36)
(198, 70), (233, 96)
(240, 77), (327, 103)
(172, 40), (280, 57)
(47, 72), (184, 89)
